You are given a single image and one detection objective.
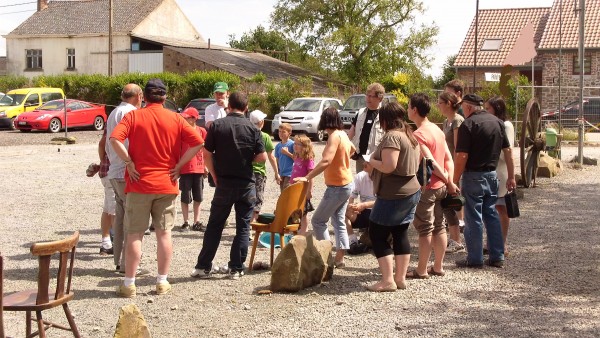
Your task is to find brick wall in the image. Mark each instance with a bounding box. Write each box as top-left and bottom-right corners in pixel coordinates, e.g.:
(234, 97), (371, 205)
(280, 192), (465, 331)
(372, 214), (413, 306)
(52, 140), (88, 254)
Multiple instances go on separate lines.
(163, 48), (220, 74)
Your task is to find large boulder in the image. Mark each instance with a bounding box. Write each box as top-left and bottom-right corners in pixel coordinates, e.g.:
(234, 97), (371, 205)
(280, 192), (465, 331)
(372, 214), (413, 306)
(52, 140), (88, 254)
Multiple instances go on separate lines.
(270, 233), (333, 292)
(537, 152), (562, 178)
(114, 304), (151, 338)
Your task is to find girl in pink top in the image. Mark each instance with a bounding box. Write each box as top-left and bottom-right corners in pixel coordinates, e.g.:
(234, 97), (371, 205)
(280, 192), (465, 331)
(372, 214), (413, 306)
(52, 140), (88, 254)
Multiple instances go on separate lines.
(290, 134), (315, 234)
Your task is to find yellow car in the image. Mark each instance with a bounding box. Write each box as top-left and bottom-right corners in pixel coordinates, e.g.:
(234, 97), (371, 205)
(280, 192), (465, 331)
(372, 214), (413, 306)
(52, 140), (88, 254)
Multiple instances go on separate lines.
(0, 88), (65, 130)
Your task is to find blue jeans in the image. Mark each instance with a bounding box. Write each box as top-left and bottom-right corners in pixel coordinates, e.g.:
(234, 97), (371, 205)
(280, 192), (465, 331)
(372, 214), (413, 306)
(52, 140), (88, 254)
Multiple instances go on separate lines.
(312, 183), (353, 250)
(195, 186), (256, 272)
(462, 171), (505, 264)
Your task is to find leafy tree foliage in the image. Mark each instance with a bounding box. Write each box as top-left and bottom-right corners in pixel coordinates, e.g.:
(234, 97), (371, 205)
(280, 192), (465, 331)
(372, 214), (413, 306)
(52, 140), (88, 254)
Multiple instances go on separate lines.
(271, 0), (438, 85)
(434, 54), (457, 89)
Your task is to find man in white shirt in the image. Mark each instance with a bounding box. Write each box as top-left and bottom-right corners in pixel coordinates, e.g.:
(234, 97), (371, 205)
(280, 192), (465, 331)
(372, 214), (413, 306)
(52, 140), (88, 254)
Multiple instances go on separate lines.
(345, 161), (375, 254)
(104, 83), (143, 274)
(204, 82), (229, 129)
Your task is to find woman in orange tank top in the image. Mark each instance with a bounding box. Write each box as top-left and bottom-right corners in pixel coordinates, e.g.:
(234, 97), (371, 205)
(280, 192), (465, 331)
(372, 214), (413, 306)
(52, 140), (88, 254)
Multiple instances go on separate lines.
(295, 107), (355, 267)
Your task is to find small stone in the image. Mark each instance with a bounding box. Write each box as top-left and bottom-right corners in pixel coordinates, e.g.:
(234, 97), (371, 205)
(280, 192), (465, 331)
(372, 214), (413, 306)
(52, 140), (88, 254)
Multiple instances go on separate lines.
(170, 305), (178, 310)
(147, 298), (154, 304)
(243, 305), (251, 310)
(335, 300), (344, 305)
(93, 327), (101, 332)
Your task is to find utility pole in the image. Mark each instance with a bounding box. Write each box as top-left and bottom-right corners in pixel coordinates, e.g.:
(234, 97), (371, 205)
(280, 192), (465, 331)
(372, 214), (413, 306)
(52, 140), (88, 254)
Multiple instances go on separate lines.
(473, 0), (479, 92)
(108, 0), (113, 76)
(577, 0), (584, 164)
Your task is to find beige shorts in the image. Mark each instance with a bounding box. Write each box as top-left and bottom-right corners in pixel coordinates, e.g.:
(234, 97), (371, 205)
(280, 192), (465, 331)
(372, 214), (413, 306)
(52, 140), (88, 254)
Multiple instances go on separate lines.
(101, 176), (116, 215)
(124, 193), (177, 234)
(413, 186), (447, 236)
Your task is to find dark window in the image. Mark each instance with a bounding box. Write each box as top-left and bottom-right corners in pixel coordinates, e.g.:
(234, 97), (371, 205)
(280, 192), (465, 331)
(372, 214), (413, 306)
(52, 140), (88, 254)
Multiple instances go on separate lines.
(41, 92), (63, 103)
(26, 49), (43, 69)
(67, 48), (75, 69)
(573, 54), (591, 75)
(25, 93), (40, 107)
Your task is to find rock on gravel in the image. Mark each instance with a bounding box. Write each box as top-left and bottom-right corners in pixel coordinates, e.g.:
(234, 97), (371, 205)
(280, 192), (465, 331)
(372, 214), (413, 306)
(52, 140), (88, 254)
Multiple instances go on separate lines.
(0, 133), (599, 337)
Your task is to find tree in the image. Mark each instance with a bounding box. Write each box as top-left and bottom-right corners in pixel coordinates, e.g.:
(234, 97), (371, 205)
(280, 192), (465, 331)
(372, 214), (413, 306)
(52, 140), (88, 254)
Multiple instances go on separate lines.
(228, 26), (328, 76)
(271, 0), (438, 85)
(433, 54), (457, 89)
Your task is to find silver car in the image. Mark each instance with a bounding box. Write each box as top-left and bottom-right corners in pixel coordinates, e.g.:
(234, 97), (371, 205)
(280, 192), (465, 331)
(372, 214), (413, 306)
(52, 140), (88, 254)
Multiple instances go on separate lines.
(272, 97), (343, 142)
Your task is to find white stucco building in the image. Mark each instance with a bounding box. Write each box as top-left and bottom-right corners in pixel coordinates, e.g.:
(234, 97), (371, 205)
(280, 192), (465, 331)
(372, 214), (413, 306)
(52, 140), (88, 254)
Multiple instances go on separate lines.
(4, 0), (204, 77)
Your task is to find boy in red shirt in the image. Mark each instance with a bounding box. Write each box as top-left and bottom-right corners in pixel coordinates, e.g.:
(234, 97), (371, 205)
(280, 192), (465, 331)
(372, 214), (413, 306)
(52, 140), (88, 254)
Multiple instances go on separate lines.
(178, 107), (208, 232)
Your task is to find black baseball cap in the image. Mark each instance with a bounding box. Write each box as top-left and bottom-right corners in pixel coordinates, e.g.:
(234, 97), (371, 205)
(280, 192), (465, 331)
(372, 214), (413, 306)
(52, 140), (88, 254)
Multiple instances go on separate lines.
(461, 94), (484, 106)
(145, 78), (166, 95)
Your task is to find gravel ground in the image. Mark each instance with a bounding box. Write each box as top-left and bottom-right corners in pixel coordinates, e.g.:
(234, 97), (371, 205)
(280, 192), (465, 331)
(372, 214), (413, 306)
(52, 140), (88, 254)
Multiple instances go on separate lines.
(1, 129), (599, 337)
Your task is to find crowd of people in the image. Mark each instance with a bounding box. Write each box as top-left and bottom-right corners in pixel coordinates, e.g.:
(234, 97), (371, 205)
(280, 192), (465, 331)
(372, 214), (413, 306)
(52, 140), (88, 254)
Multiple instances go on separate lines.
(94, 77), (515, 297)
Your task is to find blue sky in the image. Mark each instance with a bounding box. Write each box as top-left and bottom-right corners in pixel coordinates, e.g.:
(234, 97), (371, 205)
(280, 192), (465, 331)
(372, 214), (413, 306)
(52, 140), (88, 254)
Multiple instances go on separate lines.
(0, 0), (553, 78)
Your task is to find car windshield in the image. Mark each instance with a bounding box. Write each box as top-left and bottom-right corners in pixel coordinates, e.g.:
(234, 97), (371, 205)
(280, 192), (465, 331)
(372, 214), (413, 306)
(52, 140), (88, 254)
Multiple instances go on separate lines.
(0, 94), (26, 106)
(38, 100), (65, 111)
(342, 96), (366, 110)
(284, 99), (321, 112)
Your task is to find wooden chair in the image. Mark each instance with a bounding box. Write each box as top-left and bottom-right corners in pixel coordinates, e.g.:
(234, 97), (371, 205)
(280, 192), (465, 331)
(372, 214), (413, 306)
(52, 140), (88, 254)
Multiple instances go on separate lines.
(2, 232), (80, 338)
(249, 181), (308, 271)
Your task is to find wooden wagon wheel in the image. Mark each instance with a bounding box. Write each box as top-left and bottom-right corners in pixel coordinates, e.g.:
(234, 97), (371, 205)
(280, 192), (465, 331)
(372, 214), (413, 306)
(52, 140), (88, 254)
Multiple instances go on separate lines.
(520, 98), (545, 188)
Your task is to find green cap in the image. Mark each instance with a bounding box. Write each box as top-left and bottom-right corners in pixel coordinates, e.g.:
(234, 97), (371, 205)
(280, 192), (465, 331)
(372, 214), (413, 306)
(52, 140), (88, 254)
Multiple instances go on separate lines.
(213, 82), (229, 93)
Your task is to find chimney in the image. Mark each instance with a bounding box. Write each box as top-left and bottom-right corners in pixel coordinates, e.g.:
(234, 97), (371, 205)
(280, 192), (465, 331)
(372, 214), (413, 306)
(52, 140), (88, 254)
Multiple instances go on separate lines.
(208, 38), (211, 49)
(38, 0), (49, 11)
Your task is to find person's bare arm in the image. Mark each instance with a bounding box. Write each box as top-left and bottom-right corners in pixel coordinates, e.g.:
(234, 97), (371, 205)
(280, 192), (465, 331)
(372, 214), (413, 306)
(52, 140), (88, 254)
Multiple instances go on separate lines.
(98, 133), (107, 162)
(267, 150), (281, 183)
(502, 147), (517, 192)
(368, 147), (400, 174)
(203, 148), (216, 186)
(281, 146), (294, 159)
(253, 151), (267, 163)
(453, 152), (468, 185)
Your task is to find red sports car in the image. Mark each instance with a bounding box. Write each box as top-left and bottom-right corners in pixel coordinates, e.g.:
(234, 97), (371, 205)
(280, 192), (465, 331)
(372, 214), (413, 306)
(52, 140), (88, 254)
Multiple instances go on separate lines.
(15, 99), (106, 133)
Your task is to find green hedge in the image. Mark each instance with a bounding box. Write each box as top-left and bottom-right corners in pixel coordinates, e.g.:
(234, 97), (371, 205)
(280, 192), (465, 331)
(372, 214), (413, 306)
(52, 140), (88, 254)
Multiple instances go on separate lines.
(0, 71), (240, 109)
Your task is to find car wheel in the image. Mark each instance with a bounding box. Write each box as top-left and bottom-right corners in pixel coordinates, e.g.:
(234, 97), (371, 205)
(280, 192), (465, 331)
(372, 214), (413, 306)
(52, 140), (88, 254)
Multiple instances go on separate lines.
(93, 116), (105, 131)
(10, 117), (16, 130)
(48, 118), (62, 133)
(316, 130), (327, 142)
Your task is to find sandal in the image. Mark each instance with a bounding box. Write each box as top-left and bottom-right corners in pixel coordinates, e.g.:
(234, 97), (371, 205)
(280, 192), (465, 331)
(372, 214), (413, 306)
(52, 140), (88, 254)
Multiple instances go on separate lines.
(427, 267), (446, 277)
(405, 269), (430, 279)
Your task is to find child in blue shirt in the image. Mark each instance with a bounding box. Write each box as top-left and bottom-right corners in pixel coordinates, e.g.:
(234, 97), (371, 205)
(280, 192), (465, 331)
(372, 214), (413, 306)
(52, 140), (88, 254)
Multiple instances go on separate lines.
(274, 123), (295, 191)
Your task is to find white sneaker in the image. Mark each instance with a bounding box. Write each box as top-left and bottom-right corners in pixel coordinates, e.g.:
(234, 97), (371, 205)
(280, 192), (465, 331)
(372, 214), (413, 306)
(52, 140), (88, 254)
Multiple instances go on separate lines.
(191, 268), (212, 279)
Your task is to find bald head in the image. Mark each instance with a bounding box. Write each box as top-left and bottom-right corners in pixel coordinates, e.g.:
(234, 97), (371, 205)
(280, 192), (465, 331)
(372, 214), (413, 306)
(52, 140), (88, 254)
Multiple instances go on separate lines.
(121, 83), (143, 107)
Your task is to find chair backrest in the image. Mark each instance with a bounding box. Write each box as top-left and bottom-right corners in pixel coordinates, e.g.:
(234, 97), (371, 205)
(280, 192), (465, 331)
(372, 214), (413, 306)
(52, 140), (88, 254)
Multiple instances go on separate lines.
(270, 182), (308, 232)
(30, 231), (79, 305)
(1, 252), (5, 338)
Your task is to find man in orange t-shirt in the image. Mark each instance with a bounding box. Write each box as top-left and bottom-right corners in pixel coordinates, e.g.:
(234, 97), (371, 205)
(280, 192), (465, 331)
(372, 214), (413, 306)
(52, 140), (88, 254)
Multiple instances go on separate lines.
(110, 78), (204, 297)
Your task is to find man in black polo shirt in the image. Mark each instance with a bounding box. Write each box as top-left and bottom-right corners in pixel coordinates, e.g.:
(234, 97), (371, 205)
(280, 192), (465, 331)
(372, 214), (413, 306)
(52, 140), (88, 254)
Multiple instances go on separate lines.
(192, 92), (267, 280)
(453, 94), (516, 269)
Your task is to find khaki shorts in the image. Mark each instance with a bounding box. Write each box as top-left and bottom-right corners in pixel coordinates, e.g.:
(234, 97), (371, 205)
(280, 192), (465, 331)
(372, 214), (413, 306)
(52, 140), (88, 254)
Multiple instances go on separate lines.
(413, 186), (447, 236)
(124, 193), (177, 234)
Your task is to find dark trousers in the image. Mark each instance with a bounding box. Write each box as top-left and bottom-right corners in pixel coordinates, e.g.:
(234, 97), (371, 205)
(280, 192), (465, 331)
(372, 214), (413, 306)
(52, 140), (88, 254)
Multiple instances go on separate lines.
(195, 186), (256, 272)
(369, 222), (411, 258)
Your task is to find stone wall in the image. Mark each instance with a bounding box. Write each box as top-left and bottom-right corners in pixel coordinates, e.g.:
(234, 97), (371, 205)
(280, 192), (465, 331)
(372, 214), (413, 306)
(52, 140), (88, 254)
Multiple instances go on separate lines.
(0, 57), (6, 76)
(539, 51), (600, 111)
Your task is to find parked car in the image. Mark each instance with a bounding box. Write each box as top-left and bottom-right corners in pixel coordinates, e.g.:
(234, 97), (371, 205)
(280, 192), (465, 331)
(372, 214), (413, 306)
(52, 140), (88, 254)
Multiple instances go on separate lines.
(339, 93), (398, 129)
(0, 87), (65, 130)
(542, 97), (600, 128)
(184, 98), (216, 127)
(271, 97), (343, 142)
(15, 99), (106, 133)
(141, 98), (181, 113)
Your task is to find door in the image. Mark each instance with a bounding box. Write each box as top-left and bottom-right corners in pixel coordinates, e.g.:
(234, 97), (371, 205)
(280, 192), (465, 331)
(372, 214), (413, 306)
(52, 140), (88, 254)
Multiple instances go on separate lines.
(24, 93), (40, 112)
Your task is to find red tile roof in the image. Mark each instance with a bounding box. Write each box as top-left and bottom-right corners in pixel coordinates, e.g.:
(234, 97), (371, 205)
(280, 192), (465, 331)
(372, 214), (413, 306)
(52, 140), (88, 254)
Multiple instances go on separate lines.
(539, 0), (600, 49)
(454, 7), (550, 67)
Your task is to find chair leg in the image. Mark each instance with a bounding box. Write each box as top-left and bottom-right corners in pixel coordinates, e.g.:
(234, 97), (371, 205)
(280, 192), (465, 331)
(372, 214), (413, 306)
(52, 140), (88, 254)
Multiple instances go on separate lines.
(279, 233), (285, 249)
(63, 303), (81, 338)
(26, 311), (32, 337)
(248, 231), (260, 272)
(269, 233), (275, 268)
(35, 311), (46, 338)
